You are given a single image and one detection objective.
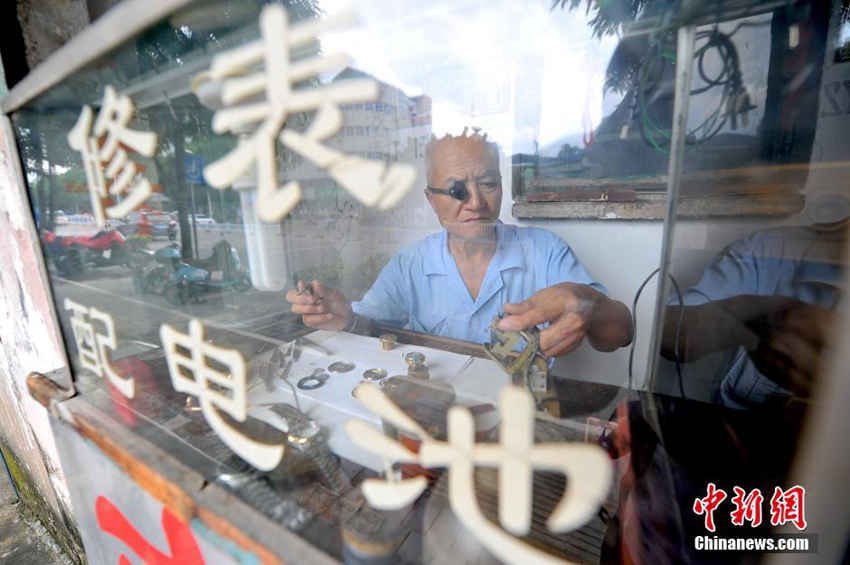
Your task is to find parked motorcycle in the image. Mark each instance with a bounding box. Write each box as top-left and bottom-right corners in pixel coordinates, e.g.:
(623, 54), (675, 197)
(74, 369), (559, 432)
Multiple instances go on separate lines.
(131, 243), (181, 295)
(164, 240), (252, 305)
(43, 228), (129, 277)
(131, 240), (251, 303)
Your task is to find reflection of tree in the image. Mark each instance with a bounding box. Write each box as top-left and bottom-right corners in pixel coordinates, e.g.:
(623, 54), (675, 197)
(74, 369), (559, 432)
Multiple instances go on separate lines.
(552, 0), (650, 39)
(133, 0), (322, 259)
(15, 110), (82, 230)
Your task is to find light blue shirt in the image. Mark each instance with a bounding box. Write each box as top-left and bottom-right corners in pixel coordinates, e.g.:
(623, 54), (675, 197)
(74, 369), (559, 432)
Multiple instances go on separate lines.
(352, 224), (606, 344)
(681, 227), (844, 409)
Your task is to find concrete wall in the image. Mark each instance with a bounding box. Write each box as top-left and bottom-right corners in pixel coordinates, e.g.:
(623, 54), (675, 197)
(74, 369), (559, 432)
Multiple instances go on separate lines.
(0, 116), (83, 561)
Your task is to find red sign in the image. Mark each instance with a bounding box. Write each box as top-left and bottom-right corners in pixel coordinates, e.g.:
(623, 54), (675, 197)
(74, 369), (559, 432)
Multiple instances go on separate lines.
(95, 496), (205, 565)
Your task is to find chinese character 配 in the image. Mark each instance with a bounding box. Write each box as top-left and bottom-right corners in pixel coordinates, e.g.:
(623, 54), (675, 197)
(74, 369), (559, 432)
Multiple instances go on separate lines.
(346, 383), (612, 565)
(64, 299), (134, 398)
(67, 86), (158, 227)
(160, 319), (284, 471)
(201, 5), (415, 223)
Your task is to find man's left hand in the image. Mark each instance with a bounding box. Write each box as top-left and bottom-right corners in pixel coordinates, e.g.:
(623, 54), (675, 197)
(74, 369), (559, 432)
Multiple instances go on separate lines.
(498, 283), (596, 357)
(498, 283), (633, 356)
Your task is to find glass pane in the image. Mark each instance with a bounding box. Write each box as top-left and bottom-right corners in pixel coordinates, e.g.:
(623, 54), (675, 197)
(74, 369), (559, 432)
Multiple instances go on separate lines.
(13, 0), (844, 563)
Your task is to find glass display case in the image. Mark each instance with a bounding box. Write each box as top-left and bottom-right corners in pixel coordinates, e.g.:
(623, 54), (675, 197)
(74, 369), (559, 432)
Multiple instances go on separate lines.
(7, 0), (848, 563)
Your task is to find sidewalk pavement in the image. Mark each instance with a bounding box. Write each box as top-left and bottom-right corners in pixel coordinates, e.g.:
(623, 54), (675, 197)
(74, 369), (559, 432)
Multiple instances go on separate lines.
(0, 463), (75, 565)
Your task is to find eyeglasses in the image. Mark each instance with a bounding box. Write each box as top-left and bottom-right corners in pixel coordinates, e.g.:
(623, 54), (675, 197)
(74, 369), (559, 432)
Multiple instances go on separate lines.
(426, 178), (501, 201)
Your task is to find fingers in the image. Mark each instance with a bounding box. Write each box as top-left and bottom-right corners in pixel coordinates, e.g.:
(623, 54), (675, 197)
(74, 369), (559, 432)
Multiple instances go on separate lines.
(498, 307), (550, 331)
(291, 302), (328, 315)
(543, 332), (584, 358)
(312, 280), (329, 300)
(539, 312), (584, 352)
(749, 331), (818, 397)
(286, 288), (319, 305)
(502, 301), (532, 315)
(302, 313), (336, 328)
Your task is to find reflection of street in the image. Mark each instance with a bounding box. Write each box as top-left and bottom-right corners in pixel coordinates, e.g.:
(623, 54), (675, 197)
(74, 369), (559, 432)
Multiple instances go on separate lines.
(56, 222), (250, 265)
(50, 261), (301, 360)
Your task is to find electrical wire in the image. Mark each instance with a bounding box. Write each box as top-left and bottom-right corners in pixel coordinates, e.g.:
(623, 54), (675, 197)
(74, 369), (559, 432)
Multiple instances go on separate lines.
(627, 268), (687, 398)
(636, 26), (748, 153)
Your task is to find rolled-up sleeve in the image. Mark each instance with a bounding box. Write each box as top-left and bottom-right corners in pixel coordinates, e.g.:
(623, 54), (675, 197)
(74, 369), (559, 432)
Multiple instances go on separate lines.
(542, 231), (608, 295)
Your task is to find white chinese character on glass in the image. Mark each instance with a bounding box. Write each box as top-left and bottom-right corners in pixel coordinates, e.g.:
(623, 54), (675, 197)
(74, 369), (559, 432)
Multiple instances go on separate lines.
(201, 5), (415, 223)
(64, 299), (134, 398)
(67, 86), (158, 227)
(346, 384), (613, 565)
(160, 319), (284, 471)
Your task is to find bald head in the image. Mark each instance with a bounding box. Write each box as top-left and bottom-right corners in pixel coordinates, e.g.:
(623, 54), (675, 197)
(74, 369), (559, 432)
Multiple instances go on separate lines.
(425, 129), (500, 186)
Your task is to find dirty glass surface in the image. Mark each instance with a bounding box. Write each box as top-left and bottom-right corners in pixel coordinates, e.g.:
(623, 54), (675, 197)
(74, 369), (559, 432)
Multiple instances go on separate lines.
(11, 0), (848, 563)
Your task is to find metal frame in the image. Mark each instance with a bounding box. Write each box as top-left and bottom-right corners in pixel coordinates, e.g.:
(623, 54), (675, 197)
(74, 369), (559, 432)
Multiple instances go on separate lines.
(643, 25), (697, 392)
(1, 0), (193, 114)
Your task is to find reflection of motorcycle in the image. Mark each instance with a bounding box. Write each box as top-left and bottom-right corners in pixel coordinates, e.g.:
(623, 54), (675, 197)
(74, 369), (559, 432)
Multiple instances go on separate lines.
(164, 240), (252, 305)
(131, 243), (181, 295)
(43, 229), (129, 277)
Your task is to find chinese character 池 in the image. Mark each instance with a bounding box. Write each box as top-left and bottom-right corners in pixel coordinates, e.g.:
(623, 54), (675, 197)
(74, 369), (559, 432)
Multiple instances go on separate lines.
(200, 5), (415, 222)
(346, 383), (612, 565)
(67, 86), (158, 227)
(64, 299), (134, 398)
(160, 319), (284, 471)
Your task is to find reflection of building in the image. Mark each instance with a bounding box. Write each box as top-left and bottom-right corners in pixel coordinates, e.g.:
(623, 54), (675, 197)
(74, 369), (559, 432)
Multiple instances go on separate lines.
(277, 68), (434, 297)
(281, 68), (432, 193)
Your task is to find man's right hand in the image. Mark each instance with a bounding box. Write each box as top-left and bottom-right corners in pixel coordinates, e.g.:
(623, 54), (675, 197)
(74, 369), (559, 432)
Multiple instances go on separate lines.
(285, 280), (353, 331)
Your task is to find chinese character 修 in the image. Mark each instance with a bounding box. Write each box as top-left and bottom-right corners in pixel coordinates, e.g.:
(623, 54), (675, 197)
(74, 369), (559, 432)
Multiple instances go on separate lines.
(769, 485), (807, 531)
(67, 86), (158, 227)
(201, 5), (415, 223)
(159, 319), (284, 471)
(64, 299), (134, 398)
(345, 383), (612, 565)
(693, 483), (728, 533)
(730, 486), (764, 527)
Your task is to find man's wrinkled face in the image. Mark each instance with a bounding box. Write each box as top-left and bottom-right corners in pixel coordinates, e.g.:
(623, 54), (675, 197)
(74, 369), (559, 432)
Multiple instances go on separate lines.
(425, 136), (502, 241)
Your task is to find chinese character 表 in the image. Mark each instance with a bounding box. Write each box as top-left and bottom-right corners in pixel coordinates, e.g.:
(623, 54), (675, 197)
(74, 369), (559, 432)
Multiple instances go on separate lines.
(693, 483), (728, 533)
(64, 299), (134, 398)
(345, 383), (612, 565)
(730, 486), (764, 527)
(769, 485), (807, 530)
(159, 319), (284, 471)
(201, 5), (415, 223)
(67, 86), (158, 227)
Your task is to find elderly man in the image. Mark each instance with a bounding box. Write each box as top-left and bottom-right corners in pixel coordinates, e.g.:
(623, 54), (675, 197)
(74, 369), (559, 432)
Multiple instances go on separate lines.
(286, 130), (632, 357)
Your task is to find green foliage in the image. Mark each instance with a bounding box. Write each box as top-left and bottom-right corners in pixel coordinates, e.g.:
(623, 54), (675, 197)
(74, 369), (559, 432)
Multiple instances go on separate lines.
(551, 0), (652, 38)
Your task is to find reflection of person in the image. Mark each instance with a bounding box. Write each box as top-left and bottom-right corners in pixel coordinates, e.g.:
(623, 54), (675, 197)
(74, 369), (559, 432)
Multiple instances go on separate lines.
(660, 224), (845, 407)
(287, 130), (632, 356)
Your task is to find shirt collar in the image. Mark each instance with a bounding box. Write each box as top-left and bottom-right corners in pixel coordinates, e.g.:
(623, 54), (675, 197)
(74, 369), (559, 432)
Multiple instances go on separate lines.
(423, 223), (525, 276)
